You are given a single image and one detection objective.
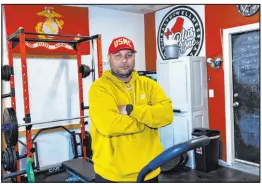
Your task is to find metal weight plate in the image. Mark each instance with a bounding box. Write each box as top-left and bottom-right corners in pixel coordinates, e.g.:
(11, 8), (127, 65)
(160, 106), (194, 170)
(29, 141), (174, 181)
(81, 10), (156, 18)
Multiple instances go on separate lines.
(1, 65), (13, 81)
(2, 148), (10, 171)
(79, 64), (92, 78)
(3, 108), (19, 147)
(11, 147), (18, 171)
(8, 147), (17, 172)
(2, 147), (17, 172)
(4, 147), (13, 171)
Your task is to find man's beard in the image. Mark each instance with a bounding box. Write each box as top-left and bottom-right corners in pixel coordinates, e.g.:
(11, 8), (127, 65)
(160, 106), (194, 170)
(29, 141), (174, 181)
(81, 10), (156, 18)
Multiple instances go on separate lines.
(111, 69), (134, 78)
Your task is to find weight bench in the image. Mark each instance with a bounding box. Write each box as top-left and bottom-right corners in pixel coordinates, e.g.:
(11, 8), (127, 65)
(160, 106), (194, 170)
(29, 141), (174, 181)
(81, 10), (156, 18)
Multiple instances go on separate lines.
(62, 158), (95, 182)
(62, 136), (211, 183)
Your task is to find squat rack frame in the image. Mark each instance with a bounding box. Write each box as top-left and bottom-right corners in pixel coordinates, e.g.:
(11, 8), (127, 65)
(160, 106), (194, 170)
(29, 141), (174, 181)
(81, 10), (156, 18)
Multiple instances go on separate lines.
(6, 27), (103, 181)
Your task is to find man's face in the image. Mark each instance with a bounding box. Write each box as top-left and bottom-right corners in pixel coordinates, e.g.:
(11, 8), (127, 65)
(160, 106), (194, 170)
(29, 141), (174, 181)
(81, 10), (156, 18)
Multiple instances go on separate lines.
(108, 49), (135, 77)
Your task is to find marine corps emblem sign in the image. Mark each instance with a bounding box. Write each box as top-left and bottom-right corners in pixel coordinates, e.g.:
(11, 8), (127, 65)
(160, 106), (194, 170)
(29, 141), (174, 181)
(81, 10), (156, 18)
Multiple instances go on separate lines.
(35, 7), (64, 39)
(4, 5), (90, 55)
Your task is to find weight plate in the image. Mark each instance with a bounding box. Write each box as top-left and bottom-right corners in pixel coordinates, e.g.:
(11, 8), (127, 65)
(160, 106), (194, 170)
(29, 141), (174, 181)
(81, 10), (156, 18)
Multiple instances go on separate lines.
(7, 147), (17, 172)
(2, 147), (17, 172)
(6, 147), (14, 171)
(2, 148), (10, 171)
(10, 147), (17, 172)
(3, 108), (19, 147)
(80, 64), (91, 78)
(2, 65), (12, 81)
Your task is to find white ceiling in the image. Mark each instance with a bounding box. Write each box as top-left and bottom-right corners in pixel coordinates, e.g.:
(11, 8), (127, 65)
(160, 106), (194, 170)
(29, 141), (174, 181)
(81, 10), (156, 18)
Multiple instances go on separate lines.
(88, 5), (171, 14)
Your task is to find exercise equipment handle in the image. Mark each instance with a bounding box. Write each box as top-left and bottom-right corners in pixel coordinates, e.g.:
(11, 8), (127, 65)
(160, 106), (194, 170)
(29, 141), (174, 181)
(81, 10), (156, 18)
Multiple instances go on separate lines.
(137, 135), (210, 182)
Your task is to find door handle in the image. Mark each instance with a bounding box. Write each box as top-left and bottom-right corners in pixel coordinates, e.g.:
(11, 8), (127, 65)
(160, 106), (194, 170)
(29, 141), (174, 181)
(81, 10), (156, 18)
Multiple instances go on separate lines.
(233, 102), (239, 107)
(233, 93), (239, 97)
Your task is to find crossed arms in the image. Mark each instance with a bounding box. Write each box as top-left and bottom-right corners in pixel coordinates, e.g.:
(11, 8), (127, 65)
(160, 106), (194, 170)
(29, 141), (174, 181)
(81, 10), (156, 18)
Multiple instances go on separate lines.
(88, 82), (173, 137)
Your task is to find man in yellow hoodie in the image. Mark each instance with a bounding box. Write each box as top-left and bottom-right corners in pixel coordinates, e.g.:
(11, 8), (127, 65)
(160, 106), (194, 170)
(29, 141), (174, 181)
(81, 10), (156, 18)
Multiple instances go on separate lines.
(88, 36), (173, 182)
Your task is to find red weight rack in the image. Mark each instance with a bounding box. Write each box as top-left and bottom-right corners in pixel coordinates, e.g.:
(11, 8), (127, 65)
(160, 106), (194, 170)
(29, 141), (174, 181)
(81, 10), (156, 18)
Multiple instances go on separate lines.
(6, 27), (103, 181)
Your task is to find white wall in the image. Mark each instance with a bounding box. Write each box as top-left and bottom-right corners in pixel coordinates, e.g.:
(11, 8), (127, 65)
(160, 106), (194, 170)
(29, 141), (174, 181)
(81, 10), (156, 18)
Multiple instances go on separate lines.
(87, 5), (145, 71)
(1, 5), (145, 170)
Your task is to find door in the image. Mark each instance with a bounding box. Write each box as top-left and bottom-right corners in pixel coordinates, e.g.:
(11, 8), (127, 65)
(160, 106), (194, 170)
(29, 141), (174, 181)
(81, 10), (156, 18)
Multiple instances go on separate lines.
(231, 30), (260, 164)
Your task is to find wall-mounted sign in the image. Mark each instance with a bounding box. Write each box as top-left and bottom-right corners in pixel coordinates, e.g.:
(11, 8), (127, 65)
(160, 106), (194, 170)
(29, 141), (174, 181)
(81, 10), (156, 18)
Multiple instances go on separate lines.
(237, 5), (260, 17)
(4, 5), (90, 55)
(157, 6), (204, 60)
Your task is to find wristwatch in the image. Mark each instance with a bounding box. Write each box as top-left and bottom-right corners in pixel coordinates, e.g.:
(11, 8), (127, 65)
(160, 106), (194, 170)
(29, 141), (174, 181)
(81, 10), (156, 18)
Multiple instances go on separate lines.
(126, 104), (133, 115)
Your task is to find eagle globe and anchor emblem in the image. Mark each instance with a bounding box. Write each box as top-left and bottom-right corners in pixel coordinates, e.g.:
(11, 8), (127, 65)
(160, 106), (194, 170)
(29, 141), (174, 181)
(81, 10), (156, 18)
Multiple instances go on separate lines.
(25, 7), (75, 50)
(35, 7), (64, 39)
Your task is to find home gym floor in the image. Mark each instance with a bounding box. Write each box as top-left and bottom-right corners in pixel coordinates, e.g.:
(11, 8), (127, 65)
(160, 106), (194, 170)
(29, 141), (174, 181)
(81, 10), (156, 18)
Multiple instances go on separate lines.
(17, 165), (259, 183)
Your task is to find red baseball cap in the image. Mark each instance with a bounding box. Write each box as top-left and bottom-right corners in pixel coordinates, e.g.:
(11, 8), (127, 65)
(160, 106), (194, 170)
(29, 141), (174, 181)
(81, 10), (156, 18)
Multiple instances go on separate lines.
(108, 36), (137, 54)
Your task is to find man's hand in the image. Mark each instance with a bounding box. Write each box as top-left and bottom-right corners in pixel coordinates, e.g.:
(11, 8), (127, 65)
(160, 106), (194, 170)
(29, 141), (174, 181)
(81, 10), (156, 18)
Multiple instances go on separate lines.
(118, 105), (127, 115)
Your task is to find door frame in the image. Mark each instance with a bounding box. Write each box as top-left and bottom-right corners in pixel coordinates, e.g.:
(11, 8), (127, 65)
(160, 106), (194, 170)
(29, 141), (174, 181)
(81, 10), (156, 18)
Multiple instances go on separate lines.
(223, 23), (259, 165)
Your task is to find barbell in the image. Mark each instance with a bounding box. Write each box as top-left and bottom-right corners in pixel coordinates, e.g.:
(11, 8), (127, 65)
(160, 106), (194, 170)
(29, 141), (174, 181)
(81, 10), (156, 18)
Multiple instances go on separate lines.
(2, 64), (93, 82)
(2, 107), (89, 147)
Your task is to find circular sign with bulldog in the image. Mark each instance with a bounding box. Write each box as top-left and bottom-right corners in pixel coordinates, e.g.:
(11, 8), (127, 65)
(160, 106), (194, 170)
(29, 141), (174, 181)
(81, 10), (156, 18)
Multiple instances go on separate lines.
(157, 6), (204, 60)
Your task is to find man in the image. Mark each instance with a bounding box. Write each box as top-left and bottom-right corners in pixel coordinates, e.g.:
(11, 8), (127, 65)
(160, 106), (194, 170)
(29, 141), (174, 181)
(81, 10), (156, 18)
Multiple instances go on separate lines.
(88, 36), (173, 182)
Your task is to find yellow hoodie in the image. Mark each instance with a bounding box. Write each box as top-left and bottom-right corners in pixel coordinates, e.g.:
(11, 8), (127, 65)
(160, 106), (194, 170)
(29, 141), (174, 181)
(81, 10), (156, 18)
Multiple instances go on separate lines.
(88, 70), (173, 182)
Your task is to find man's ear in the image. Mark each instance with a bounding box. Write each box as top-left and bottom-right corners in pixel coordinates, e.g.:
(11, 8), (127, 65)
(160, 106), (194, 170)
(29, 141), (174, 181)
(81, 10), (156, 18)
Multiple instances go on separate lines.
(107, 55), (112, 67)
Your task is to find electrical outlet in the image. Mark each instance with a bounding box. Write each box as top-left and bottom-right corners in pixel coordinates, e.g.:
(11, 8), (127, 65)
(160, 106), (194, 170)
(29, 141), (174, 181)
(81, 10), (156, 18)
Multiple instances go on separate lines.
(209, 89), (214, 98)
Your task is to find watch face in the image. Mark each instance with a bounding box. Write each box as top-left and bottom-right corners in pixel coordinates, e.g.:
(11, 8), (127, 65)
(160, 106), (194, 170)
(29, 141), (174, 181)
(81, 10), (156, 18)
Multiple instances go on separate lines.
(237, 5), (260, 16)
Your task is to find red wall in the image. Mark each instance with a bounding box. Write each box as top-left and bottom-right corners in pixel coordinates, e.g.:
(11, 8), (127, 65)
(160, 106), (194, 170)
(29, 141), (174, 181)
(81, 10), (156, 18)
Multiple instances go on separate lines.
(144, 5), (260, 162)
(144, 12), (157, 71)
(205, 5), (259, 161)
(144, 6), (173, 71)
